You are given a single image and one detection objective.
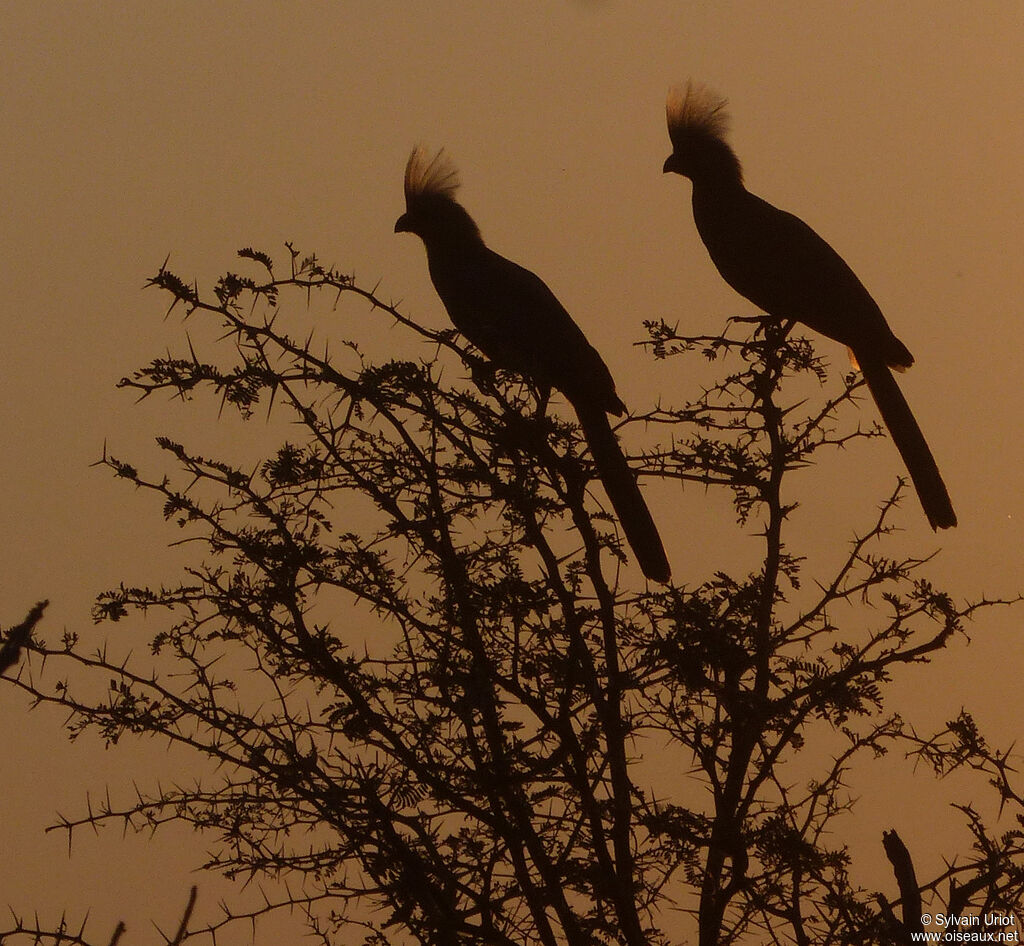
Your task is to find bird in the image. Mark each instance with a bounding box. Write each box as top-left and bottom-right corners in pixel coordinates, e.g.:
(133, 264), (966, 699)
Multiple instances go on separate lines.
(395, 147), (671, 582)
(663, 82), (956, 530)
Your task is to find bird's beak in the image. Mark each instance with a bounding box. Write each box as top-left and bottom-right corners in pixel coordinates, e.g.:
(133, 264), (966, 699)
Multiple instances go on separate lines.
(394, 213), (411, 233)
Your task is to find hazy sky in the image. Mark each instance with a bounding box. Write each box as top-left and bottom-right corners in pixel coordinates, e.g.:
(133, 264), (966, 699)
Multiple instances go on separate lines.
(2, 2), (1022, 941)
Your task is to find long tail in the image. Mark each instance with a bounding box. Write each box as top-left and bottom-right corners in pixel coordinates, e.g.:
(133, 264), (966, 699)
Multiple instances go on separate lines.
(573, 401), (672, 582)
(859, 356), (957, 530)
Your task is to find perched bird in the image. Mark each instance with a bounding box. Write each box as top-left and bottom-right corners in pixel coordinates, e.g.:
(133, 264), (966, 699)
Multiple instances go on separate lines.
(663, 82), (956, 530)
(395, 147), (671, 582)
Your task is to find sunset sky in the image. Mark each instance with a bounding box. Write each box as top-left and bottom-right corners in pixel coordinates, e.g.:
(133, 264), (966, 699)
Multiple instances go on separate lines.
(2, 2), (1022, 941)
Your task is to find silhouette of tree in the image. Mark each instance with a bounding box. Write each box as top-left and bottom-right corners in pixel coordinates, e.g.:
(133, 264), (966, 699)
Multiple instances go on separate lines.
(1, 246), (1020, 946)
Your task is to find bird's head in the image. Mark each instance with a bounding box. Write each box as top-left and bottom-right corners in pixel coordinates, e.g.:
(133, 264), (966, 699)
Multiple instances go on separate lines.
(663, 81), (742, 185)
(394, 147), (481, 245)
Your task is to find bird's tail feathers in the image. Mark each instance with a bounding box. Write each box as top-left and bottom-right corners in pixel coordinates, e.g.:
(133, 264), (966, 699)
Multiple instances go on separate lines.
(574, 401), (672, 583)
(859, 357), (957, 530)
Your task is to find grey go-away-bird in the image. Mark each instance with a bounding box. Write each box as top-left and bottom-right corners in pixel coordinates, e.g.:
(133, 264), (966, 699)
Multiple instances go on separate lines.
(395, 147), (671, 582)
(663, 82), (956, 530)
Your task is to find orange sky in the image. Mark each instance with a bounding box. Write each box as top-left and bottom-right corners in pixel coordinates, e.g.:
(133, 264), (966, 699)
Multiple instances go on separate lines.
(2, 2), (1022, 942)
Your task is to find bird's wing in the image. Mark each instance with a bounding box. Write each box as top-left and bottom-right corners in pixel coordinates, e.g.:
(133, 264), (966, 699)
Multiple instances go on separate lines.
(694, 189), (910, 365)
(444, 251), (625, 415)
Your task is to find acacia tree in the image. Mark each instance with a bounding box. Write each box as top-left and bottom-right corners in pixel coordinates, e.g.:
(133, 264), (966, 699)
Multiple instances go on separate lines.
(2, 246), (1021, 946)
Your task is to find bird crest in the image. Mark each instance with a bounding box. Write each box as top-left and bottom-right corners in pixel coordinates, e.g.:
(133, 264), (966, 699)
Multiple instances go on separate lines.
(666, 81), (731, 152)
(404, 147), (461, 206)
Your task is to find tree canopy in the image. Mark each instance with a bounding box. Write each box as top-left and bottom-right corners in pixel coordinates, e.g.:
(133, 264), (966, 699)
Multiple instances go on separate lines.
(2, 246), (1021, 946)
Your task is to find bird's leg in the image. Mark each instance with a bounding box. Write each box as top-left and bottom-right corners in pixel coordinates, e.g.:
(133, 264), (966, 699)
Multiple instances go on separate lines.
(752, 317), (797, 368)
(749, 315), (795, 344)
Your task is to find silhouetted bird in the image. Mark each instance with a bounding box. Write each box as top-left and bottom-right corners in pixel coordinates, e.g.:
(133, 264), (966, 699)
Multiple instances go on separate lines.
(663, 82), (956, 530)
(395, 147), (671, 582)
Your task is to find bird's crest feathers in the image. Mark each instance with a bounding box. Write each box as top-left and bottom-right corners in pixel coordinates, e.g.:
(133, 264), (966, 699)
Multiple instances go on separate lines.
(666, 81), (731, 152)
(404, 147), (461, 206)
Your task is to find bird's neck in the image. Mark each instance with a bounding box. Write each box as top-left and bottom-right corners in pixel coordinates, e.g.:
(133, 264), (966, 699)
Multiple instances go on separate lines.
(690, 139), (744, 187)
(689, 181), (757, 283)
(691, 174), (748, 196)
(691, 167), (744, 189)
(424, 235), (488, 292)
(690, 177), (750, 227)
